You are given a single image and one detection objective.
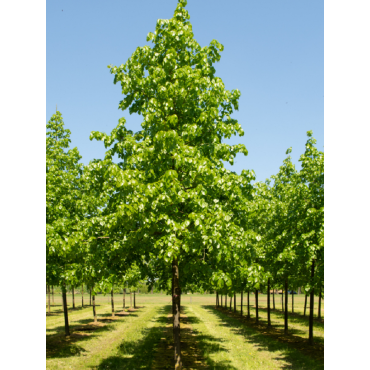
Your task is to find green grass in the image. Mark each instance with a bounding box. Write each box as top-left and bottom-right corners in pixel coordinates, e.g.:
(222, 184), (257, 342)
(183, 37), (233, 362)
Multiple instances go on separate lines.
(46, 293), (323, 369)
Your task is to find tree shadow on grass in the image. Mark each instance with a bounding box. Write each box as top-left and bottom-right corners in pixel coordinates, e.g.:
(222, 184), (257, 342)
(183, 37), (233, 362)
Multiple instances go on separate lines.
(208, 306), (324, 370)
(94, 306), (170, 369)
(46, 310), (137, 359)
(94, 305), (236, 369)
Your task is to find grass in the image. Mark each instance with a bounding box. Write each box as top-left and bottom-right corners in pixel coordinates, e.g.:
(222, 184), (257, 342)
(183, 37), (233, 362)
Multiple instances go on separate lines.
(46, 293), (323, 369)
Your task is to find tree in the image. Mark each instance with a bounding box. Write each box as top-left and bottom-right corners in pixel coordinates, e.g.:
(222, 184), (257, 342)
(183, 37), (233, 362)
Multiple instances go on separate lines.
(90, 0), (255, 367)
(46, 111), (83, 336)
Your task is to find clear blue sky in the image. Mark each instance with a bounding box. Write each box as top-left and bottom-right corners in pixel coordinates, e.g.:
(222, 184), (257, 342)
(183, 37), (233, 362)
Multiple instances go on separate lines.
(47, 0), (323, 183)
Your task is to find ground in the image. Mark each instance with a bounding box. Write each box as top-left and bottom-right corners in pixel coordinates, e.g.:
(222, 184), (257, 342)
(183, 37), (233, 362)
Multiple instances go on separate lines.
(46, 293), (324, 369)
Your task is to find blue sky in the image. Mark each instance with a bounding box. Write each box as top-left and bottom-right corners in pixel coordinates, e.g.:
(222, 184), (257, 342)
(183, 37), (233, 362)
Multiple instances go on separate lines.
(47, 0), (323, 183)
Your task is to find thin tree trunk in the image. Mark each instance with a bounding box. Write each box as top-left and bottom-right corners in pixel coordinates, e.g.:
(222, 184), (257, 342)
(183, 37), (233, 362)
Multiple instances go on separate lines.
(81, 285), (84, 308)
(255, 289), (259, 323)
(220, 294), (222, 307)
(282, 290), (284, 311)
(90, 288), (92, 306)
(47, 285), (51, 314)
(134, 291), (136, 308)
(229, 295), (232, 310)
(304, 294), (308, 316)
(123, 289), (126, 309)
(216, 292), (218, 307)
(172, 258), (182, 369)
(111, 288), (115, 317)
(284, 280), (288, 334)
(318, 289), (322, 319)
(92, 293), (97, 323)
(292, 290), (294, 313)
(241, 291), (243, 317)
(309, 260), (315, 344)
(62, 284), (70, 336)
(72, 287), (75, 309)
(267, 279), (271, 327)
(52, 286), (54, 306)
(273, 288), (275, 310)
(247, 290), (250, 319)
(234, 292), (236, 313)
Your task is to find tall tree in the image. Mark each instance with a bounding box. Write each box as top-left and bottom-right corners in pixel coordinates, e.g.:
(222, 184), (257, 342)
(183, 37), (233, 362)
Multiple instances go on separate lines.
(90, 0), (255, 366)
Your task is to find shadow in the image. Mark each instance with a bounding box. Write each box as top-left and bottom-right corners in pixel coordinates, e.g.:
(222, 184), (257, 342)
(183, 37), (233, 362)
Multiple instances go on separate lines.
(209, 306), (324, 369)
(96, 304), (235, 370)
(259, 306), (324, 325)
(95, 306), (171, 369)
(47, 309), (136, 359)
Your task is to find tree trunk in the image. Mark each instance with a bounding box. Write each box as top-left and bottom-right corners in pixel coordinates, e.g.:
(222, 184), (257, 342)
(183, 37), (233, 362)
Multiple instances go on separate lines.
(92, 293), (97, 323)
(234, 292), (236, 313)
(220, 294), (222, 307)
(90, 288), (92, 306)
(292, 290), (294, 313)
(247, 291), (250, 319)
(123, 289), (126, 309)
(172, 258), (182, 369)
(318, 289), (322, 319)
(304, 294), (307, 316)
(281, 290), (284, 311)
(134, 291), (136, 308)
(111, 288), (115, 317)
(272, 288), (275, 310)
(130, 291), (132, 308)
(241, 291), (243, 317)
(229, 295), (232, 310)
(309, 260), (315, 344)
(81, 285), (84, 308)
(216, 292), (218, 307)
(47, 285), (51, 314)
(52, 286), (54, 306)
(284, 280), (288, 334)
(267, 279), (271, 327)
(152, 285), (154, 294)
(72, 287), (75, 309)
(62, 284), (70, 336)
(255, 290), (259, 323)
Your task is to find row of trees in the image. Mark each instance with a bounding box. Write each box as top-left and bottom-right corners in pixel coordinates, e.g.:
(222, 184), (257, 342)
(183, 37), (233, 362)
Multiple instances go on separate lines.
(46, 1), (323, 368)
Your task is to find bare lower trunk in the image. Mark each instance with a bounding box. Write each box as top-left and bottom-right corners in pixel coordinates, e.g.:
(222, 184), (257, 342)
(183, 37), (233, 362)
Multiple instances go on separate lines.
(241, 291), (243, 317)
(267, 279), (271, 327)
(318, 289), (322, 319)
(93, 293), (97, 323)
(234, 292), (236, 313)
(172, 258), (182, 369)
(90, 288), (92, 306)
(309, 260), (315, 344)
(72, 287), (75, 309)
(255, 290), (259, 323)
(52, 286), (54, 306)
(221, 294), (222, 307)
(62, 284), (70, 336)
(247, 291), (250, 319)
(304, 294), (307, 316)
(284, 280), (288, 334)
(48, 285), (51, 314)
(134, 291), (136, 308)
(292, 290), (294, 313)
(281, 289), (284, 311)
(272, 288), (275, 310)
(111, 288), (115, 317)
(130, 292), (132, 308)
(123, 289), (126, 309)
(81, 285), (84, 308)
